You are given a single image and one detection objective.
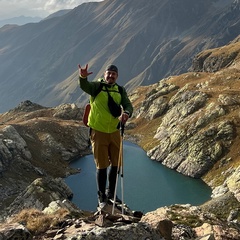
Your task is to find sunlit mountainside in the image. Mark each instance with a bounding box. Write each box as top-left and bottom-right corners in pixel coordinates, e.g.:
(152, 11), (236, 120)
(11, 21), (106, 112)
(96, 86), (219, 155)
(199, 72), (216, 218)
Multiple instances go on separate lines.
(0, 0), (239, 113)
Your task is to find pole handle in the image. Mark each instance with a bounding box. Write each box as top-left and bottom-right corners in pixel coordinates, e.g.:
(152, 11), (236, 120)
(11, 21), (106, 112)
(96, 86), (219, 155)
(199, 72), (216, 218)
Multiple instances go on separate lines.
(120, 122), (125, 137)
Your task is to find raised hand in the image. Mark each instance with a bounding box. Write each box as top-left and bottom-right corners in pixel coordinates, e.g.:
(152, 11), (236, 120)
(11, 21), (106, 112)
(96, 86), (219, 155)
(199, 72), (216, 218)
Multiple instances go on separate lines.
(78, 64), (93, 78)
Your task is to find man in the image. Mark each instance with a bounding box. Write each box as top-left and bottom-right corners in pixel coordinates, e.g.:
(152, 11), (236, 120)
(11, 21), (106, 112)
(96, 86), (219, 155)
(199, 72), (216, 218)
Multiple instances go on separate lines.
(78, 64), (133, 209)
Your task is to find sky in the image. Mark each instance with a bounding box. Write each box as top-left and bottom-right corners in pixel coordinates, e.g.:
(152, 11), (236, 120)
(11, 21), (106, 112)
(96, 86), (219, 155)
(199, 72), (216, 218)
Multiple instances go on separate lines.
(0, 0), (103, 20)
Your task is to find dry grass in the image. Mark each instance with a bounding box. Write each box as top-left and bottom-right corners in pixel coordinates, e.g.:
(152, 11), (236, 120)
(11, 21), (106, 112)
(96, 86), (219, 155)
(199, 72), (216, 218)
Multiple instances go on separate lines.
(10, 208), (70, 235)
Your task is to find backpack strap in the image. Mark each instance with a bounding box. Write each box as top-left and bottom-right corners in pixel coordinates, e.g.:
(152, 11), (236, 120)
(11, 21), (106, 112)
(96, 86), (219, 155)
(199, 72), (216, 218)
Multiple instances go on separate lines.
(118, 85), (123, 96)
(95, 83), (104, 97)
(94, 78), (123, 97)
(95, 83), (123, 99)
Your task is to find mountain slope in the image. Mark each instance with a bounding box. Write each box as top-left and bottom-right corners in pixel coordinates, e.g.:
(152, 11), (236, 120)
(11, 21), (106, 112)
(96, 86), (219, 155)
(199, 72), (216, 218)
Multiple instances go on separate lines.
(0, 0), (239, 113)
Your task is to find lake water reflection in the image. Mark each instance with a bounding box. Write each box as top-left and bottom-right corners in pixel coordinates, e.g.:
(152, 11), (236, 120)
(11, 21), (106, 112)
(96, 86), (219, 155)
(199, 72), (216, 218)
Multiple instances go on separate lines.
(65, 141), (212, 213)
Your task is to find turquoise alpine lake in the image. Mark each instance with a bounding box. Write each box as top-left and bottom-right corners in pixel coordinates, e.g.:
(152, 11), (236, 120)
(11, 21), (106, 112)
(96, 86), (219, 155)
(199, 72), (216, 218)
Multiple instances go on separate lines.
(65, 141), (212, 213)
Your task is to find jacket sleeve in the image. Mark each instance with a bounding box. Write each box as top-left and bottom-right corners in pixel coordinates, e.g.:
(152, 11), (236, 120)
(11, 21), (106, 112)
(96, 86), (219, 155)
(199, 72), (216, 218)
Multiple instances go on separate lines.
(121, 87), (133, 117)
(78, 76), (101, 96)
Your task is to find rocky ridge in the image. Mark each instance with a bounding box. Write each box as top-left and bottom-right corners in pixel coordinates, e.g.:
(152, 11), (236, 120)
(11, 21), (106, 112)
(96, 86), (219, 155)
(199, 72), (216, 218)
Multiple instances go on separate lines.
(0, 38), (240, 239)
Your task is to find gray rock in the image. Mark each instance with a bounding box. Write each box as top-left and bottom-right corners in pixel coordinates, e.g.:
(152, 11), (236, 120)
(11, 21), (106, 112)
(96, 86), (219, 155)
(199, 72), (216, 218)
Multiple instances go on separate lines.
(191, 49), (238, 73)
(135, 81), (178, 120)
(0, 223), (32, 240)
(6, 176), (80, 217)
(0, 125), (32, 172)
(147, 87), (234, 178)
(53, 103), (83, 120)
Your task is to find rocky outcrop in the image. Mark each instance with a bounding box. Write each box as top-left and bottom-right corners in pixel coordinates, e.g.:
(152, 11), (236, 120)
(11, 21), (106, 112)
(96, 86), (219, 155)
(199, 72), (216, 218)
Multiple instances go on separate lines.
(0, 223), (32, 240)
(53, 103), (83, 120)
(135, 81), (179, 120)
(191, 41), (240, 72)
(0, 101), (90, 218)
(141, 204), (240, 239)
(211, 165), (240, 202)
(147, 87), (233, 178)
(132, 41), (240, 184)
(5, 176), (82, 218)
(0, 125), (32, 173)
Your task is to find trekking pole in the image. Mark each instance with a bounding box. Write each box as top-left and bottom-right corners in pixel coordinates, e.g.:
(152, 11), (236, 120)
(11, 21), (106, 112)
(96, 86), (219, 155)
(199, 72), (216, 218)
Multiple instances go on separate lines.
(120, 123), (125, 215)
(112, 122), (125, 215)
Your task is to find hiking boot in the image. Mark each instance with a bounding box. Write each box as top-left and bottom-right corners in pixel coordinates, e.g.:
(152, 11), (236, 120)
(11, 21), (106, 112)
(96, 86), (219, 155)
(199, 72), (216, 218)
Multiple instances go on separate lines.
(106, 191), (122, 204)
(97, 191), (107, 209)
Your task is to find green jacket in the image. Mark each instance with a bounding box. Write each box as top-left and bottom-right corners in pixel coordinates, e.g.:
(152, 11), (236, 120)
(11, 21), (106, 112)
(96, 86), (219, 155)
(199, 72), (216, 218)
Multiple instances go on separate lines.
(79, 76), (133, 133)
